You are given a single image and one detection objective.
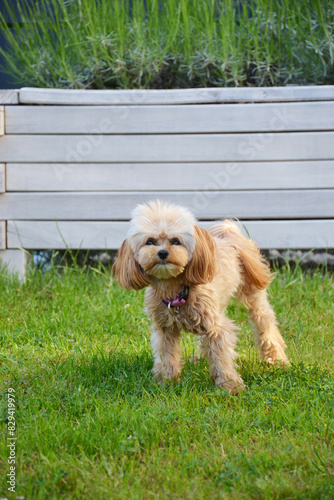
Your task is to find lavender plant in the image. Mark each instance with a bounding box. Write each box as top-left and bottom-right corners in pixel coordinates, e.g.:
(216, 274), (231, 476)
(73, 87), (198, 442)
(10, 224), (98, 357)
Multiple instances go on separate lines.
(0, 0), (333, 88)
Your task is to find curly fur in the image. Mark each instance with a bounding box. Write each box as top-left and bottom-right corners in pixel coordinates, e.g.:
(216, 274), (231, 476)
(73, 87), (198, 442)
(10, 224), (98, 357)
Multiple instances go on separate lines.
(115, 200), (289, 394)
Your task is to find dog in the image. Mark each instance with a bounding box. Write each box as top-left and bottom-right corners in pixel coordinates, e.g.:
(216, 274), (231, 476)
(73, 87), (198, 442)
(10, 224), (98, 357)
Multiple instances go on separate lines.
(115, 200), (289, 394)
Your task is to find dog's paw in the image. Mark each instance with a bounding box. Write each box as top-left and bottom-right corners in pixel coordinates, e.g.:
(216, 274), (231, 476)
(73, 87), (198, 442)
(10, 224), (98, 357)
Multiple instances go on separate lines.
(152, 365), (164, 384)
(152, 366), (181, 385)
(261, 341), (289, 367)
(265, 357), (290, 368)
(153, 375), (163, 385)
(215, 377), (245, 395)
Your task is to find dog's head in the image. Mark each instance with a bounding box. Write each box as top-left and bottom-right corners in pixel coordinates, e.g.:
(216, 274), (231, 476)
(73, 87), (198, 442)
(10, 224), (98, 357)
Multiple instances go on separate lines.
(115, 200), (217, 290)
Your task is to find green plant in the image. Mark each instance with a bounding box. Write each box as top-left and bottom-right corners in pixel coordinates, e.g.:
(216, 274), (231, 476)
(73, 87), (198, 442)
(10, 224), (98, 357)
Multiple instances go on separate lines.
(1, 0), (333, 89)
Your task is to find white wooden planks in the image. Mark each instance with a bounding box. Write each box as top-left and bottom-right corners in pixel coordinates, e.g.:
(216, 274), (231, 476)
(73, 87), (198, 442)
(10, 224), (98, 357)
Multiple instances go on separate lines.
(0, 249), (30, 280)
(0, 221), (6, 249)
(0, 90), (19, 105)
(0, 106), (4, 136)
(7, 219), (334, 250)
(6, 102), (334, 134)
(237, 220), (334, 249)
(19, 86), (334, 105)
(0, 190), (333, 220)
(3, 86), (334, 257)
(6, 161), (334, 192)
(1, 132), (334, 163)
(0, 164), (5, 193)
(7, 220), (129, 249)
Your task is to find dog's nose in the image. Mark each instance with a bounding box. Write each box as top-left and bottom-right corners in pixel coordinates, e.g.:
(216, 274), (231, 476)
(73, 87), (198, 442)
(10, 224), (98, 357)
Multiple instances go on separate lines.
(158, 249), (169, 260)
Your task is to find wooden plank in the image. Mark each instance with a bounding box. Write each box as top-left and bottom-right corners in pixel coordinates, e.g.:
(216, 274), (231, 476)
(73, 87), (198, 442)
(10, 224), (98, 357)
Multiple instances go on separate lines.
(0, 90), (19, 105)
(6, 102), (334, 134)
(6, 160), (334, 192)
(7, 219), (334, 250)
(1, 190), (334, 220)
(1, 132), (334, 163)
(0, 221), (6, 249)
(0, 249), (29, 280)
(236, 220), (334, 249)
(0, 164), (5, 193)
(7, 220), (129, 249)
(0, 106), (4, 136)
(19, 86), (334, 105)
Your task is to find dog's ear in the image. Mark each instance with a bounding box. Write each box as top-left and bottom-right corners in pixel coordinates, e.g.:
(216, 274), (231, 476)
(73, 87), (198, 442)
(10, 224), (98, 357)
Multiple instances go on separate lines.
(114, 239), (150, 290)
(184, 226), (217, 285)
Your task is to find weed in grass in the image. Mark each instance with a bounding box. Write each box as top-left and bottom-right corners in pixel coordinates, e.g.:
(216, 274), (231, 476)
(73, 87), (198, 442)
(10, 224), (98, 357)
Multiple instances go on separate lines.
(0, 261), (333, 498)
(1, 0), (334, 89)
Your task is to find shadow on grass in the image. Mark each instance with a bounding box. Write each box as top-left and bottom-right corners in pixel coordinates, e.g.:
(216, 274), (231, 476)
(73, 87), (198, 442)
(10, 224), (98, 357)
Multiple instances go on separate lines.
(42, 347), (334, 403)
(59, 349), (155, 392)
(44, 348), (234, 399)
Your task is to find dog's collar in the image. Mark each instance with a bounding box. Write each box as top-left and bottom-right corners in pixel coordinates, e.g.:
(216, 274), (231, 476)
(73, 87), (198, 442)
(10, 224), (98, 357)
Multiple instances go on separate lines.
(162, 285), (189, 314)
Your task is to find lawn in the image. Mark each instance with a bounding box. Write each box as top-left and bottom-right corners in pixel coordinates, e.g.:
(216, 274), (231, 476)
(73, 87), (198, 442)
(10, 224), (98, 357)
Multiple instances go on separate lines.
(0, 261), (333, 499)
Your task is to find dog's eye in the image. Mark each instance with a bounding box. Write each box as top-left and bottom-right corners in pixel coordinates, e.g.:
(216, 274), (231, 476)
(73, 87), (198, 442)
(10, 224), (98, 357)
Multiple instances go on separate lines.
(146, 239), (155, 245)
(171, 239), (181, 245)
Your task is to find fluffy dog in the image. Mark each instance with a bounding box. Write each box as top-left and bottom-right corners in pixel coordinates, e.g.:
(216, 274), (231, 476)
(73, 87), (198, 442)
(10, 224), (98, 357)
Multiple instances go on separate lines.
(115, 200), (288, 394)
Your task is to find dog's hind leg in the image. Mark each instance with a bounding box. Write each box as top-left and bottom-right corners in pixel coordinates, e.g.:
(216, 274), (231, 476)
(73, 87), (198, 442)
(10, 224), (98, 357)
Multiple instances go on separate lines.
(151, 326), (182, 384)
(200, 316), (245, 394)
(239, 287), (289, 365)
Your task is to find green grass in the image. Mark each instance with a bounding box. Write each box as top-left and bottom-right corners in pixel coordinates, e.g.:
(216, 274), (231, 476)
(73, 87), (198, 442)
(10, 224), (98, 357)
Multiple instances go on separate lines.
(1, 0), (334, 89)
(0, 261), (333, 499)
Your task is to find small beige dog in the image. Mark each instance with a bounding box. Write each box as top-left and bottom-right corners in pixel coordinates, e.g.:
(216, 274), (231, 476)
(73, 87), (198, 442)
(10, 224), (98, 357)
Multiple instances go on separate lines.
(115, 200), (288, 394)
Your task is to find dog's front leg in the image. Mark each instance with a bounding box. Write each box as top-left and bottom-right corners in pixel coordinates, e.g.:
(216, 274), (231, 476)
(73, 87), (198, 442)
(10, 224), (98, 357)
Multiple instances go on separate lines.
(200, 315), (245, 395)
(151, 326), (182, 384)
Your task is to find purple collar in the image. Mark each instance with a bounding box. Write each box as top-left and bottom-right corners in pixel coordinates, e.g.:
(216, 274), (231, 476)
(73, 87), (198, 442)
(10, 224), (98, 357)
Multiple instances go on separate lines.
(162, 286), (189, 309)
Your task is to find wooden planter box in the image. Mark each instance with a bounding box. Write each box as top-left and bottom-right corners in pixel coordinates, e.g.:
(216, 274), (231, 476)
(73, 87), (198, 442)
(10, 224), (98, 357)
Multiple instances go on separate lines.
(1, 86), (334, 277)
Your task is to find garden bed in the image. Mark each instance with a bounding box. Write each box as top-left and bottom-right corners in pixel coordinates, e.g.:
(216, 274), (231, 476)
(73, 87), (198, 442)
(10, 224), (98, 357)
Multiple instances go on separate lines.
(1, 85), (334, 278)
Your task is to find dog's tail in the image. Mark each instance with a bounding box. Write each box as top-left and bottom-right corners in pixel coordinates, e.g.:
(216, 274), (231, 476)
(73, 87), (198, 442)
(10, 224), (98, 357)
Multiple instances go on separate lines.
(209, 220), (273, 290)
